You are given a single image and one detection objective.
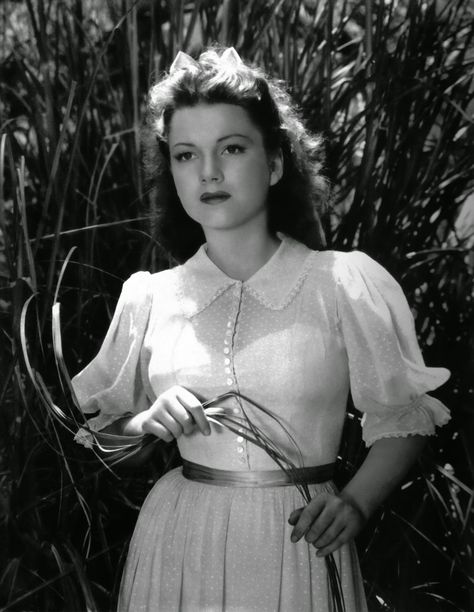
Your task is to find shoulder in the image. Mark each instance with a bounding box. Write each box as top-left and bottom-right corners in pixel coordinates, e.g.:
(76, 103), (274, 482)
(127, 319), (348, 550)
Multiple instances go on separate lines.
(309, 249), (383, 274)
(302, 249), (362, 286)
(309, 249), (400, 290)
(142, 265), (181, 303)
(147, 263), (201, 316)
(119, 270), (152, 306)
(111, 266), (189, 324)
(119, 266), (183, 308)
(302, 250), (406, 319)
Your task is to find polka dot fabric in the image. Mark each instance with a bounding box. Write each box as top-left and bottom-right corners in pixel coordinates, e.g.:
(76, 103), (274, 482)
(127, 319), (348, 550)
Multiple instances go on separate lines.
(72, 234), (450, 611)
(118, 470), (365, 612)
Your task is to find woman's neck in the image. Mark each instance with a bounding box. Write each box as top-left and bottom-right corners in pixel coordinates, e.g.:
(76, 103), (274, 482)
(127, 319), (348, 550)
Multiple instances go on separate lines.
(204, 228), (281, 281)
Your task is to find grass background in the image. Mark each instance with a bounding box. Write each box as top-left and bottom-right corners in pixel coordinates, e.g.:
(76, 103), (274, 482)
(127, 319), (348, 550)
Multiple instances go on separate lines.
(1, 0), (473, 610)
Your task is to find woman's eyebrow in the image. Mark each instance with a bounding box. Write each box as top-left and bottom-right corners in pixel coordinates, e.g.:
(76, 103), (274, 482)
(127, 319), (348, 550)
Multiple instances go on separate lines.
(171, 133), (253, 149)
(217, 133), (253, 143)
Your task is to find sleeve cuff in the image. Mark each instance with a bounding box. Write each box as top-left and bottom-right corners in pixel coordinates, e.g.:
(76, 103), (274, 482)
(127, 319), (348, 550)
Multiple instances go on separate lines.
(362, 394), (451, 447)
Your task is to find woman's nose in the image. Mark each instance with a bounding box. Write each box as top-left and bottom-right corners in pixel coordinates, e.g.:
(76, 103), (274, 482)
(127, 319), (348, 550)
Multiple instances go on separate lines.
(200, 155), (223, 184)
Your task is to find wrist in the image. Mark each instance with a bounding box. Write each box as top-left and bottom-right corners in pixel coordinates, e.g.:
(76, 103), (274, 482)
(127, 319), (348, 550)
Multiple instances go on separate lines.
(338, 488), (371, 522)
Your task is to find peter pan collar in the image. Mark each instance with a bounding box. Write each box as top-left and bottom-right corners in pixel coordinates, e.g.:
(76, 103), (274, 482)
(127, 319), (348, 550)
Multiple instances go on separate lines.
(175, 233), (317, 317)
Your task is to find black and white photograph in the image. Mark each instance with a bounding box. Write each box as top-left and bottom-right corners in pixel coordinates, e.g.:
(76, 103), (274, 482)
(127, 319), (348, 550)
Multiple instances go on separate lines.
(1, 1), (473, 611)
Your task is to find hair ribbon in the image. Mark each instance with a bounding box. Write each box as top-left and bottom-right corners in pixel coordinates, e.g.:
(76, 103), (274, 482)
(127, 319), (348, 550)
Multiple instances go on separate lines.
(221, 47), (243, 66)
(169, 51), (199, 74)
(169, 47), (244, 74)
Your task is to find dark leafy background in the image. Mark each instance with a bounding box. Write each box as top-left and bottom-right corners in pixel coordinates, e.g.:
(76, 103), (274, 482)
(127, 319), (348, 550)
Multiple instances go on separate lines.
(0, 1), (473, 610)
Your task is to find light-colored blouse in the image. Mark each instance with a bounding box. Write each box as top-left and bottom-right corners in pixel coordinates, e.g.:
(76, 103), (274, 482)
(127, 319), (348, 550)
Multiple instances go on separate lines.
(72, 234), (450, 470)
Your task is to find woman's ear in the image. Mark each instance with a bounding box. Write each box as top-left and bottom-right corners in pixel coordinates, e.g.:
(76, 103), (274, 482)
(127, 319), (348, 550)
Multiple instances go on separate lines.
(269, 149), (284, 186)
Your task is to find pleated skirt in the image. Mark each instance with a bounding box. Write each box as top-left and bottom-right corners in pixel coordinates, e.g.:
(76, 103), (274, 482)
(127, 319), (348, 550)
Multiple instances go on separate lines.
(118, 467), (367, 612)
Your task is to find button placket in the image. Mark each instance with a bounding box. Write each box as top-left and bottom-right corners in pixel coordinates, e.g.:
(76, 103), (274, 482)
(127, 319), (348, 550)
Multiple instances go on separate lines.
(222, 282), (249, 466)
(223, 298), (236, 388)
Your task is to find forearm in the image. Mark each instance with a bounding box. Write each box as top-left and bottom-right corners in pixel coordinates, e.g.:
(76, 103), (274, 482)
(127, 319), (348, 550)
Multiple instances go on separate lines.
(339, 435), (427, 520)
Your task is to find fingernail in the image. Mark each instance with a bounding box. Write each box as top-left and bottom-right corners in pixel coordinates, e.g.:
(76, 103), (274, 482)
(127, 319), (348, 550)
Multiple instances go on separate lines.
(291, 534), (298, 543)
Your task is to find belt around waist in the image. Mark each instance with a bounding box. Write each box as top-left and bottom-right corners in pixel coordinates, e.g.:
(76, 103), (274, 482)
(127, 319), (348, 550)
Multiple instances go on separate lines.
(181, 459), (335, 487)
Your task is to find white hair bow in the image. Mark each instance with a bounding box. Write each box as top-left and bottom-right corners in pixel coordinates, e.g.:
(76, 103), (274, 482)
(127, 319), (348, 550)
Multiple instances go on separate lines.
(221, 47), (243, 66)
(169, 47), (243, 74)
(169, 51), (199, 73)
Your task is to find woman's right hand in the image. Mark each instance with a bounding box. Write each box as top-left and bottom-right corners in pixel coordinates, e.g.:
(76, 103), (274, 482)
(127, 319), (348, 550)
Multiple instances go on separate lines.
(131, 385), (211, 442)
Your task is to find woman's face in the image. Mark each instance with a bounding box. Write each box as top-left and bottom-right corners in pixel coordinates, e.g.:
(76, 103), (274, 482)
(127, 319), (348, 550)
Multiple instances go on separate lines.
(168, 103), (282, 238)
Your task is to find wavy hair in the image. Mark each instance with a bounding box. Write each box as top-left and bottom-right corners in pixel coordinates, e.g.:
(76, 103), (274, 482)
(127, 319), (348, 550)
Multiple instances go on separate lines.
(143, 47), (329, 262)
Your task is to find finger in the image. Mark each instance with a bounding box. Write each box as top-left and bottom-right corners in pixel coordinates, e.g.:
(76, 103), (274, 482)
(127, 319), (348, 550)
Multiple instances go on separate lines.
(142, 419), (174, 443)
(154, 408), (184, 439)
(288, 507), (304, 525)
(290, 496), (326, 542)
(178, 388), (211, 435)
(314, 502), (364, 548)
(304, 507), (337, 545)
(315, 527), (352, 557)
(312, 518), (345, 548)
(165, 397), (196, 435)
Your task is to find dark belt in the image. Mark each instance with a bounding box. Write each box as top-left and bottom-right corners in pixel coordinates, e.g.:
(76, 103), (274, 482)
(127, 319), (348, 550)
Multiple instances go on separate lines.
(182, 459), (335, 487)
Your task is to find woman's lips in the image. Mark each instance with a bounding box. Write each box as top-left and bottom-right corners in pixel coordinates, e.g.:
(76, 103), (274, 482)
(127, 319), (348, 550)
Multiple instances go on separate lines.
(200, 191), (231, 204)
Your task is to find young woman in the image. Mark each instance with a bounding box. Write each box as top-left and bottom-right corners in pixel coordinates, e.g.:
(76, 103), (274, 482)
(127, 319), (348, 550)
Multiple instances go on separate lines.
(72, 47), (451, 611)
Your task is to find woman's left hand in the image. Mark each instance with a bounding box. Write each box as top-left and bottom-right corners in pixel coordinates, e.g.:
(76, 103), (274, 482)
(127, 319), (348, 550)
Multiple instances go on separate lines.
(288, 492), (366, 557)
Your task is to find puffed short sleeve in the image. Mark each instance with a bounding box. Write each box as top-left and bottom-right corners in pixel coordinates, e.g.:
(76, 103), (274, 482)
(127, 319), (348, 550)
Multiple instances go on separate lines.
(336, 251), (451, 446)
(71, 271), (153, 444)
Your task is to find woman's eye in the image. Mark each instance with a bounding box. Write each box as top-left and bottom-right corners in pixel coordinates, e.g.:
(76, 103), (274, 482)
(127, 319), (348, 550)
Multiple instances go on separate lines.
(174, 151), (195, 162)
(223, 144), (245, 155)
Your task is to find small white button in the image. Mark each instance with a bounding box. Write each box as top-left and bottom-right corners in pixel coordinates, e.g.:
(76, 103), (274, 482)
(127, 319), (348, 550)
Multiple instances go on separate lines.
(225, 328), (232, 336)
(224, 358), (231, 365)
(226, 378), (233, 386)
(224, 367), (232, 374)
(237, 446), (244, 454)
(238, 427), (245, 433)
(236, 436), (244, 443)
(227, 321), (232, 328)
(232, 407), (240, 414)
(223, 347), (230, 355)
